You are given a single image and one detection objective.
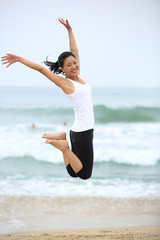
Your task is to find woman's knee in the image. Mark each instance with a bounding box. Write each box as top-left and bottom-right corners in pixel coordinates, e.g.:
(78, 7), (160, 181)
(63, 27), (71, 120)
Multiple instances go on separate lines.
(79, 174), (92, 180)
(77, 168), (92, 180)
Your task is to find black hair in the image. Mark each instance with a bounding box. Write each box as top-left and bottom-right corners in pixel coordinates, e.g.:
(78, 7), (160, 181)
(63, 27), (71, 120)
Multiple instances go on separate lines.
(43, 51), (76, 75)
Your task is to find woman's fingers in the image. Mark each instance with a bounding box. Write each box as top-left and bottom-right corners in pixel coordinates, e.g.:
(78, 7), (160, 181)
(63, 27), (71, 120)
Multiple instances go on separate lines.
(58, 18), (69, 28)
(58, 18), (64, 24)
(1, 59), (8, 63)
(1, 53), (19, 68)
(1, 56), (9, 63)
(60, 18), (65, 23)
(1, 58), (6, 62)
(1, 54), (15, 67)
(1, 56), (8, 61)
(1, 54), (12, 61)
(1, 60), (12, 67)
(6, 63), (12, 68)
(1, 61), (9, 64)
(1, 56), (10, 63)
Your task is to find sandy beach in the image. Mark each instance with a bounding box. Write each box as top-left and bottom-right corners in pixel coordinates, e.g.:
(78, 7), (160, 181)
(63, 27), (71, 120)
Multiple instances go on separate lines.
(0, 226), (160, 240)
(0, 195), (160, 239)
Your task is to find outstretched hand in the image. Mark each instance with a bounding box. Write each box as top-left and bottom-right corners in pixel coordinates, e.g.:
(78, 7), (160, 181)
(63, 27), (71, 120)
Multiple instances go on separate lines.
(1, 53), (19, 68)
(58, 18), (72, 30)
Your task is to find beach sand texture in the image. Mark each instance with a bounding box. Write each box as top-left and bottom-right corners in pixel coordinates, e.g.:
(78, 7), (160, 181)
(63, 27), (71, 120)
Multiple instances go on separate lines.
(0, 196), (160, 239)
(0, 226), (160, 240)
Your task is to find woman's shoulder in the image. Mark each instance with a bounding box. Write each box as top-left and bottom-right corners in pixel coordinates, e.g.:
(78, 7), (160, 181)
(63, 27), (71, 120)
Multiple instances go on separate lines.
(78, 76), (86, 84)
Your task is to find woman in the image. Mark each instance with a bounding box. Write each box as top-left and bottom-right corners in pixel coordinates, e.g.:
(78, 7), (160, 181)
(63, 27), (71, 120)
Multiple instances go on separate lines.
(1, 18), (94, 180)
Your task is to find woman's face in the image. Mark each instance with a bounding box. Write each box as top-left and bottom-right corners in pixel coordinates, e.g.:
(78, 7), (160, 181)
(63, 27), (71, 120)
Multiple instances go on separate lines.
(61, 56), (79, 77)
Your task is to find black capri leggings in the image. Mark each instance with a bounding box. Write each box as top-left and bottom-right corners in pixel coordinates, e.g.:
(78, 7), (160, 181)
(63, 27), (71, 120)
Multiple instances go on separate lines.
(66, 129), (94, 180)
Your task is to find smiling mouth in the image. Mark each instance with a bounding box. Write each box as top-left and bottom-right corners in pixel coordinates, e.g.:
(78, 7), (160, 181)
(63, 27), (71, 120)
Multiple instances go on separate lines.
(72, 69), (78, 73)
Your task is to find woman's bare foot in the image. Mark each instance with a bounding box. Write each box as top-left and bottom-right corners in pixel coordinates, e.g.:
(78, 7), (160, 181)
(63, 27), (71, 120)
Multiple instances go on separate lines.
(42, 132), (66, 140)
(45, 139), (69, 152)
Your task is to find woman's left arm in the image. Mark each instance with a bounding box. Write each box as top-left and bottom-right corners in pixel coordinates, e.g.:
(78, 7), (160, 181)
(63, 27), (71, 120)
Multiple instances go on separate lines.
(58, 18), (80, 72)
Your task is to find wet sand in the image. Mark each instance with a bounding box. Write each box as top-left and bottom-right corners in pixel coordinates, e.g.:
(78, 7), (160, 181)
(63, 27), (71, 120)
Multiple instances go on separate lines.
(0, 195), (160, 238)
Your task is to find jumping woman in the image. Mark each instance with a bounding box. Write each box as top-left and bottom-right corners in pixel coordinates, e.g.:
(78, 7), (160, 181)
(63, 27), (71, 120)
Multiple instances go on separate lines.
(1, 18), (94, 180)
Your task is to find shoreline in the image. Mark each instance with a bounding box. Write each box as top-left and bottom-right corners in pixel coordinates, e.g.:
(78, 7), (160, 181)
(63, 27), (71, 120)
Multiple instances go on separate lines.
(0, 226), (160, 240)
(0, 195), (160, 234)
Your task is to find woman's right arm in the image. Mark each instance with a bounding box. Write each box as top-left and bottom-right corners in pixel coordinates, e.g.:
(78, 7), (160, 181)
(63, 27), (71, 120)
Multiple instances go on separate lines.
(1, 54), (69, 90)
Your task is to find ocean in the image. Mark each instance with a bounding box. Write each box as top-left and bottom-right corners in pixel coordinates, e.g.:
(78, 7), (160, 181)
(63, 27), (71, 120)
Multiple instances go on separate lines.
(0, 85), (160, 233)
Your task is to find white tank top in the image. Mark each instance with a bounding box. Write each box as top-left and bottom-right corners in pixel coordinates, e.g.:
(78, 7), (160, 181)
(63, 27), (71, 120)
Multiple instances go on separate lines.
(66, 78), (94, 132)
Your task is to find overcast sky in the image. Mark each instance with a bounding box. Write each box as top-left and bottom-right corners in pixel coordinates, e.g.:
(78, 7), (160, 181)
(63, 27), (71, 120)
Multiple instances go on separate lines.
(0, 0), (160, 87)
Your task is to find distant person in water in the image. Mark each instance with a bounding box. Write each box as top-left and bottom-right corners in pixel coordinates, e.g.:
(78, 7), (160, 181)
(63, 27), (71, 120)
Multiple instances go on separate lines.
(32, 123), (36, 129)
(1, 18), (94, 180)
